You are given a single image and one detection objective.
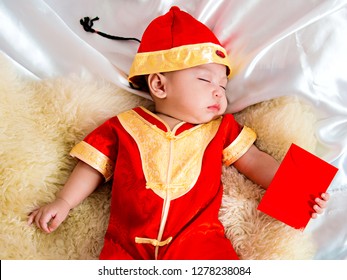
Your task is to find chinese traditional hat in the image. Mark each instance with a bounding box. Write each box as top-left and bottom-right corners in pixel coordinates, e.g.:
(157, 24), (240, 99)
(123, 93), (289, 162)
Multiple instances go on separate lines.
(128, 6), (232, 88)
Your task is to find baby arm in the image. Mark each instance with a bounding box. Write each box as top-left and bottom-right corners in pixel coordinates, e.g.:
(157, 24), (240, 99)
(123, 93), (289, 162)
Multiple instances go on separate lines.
(233, 144), (329, 218)
(233, 145), (279, 189)
(28, 161), (103, 233)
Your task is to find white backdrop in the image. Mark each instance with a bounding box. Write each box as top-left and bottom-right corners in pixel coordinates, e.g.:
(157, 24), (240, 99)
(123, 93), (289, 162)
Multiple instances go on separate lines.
(1, 0), (346, 259)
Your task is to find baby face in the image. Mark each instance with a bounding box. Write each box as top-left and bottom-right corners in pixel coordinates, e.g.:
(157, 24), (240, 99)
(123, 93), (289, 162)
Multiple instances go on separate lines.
(162, 63), (228, 124)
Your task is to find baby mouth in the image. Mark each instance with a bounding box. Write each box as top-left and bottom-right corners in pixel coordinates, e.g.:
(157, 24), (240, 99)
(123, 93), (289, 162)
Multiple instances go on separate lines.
(208, 104), (221, 111)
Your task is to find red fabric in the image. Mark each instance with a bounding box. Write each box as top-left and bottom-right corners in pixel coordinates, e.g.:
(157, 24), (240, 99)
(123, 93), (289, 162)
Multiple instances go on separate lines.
(257, 143), (338, 230)
(82, 107), (241, 260)
(138, 6), (222, 53)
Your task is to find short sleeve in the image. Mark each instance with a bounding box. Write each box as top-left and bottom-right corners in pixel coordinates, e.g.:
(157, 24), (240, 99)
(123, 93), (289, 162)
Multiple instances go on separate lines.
(222, 125), (257, 166)
(70, 118), (118, 181)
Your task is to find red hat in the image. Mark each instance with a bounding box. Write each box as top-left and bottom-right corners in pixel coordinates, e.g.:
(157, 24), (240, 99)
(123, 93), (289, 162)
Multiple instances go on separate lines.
(128, 6), (232, 88)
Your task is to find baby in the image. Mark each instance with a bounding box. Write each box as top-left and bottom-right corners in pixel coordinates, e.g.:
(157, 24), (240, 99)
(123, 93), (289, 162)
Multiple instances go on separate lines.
(28, 6), (328, 260)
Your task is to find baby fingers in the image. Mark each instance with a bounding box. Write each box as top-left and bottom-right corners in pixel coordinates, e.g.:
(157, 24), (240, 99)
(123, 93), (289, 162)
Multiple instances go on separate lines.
(313, 204), (324, 214)
(311, 193), (330, 219)
(27, 209), (38, 225)
(315, 193), (330, 208)
(29, 208), (55, 233)
(27, 199), (71, 233)
(36, 212), (55, 233)
(321, 192), (330, 202)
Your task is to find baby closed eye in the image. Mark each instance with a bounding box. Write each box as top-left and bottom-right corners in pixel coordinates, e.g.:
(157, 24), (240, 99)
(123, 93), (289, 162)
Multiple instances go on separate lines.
(198, 78), (210, 83)
(198, 78), (226, 90)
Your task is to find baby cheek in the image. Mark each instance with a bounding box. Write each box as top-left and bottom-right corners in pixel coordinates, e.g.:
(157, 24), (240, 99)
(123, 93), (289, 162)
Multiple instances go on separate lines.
(221, 99), (228, 112)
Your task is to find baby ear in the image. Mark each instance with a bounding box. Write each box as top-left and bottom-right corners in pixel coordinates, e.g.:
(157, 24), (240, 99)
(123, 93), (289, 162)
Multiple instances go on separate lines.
(148, 73), (167, 99)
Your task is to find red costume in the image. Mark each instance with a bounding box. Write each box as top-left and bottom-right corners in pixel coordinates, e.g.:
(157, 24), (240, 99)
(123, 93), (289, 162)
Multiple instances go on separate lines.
(70, 107), (256, 259)
(70, 7), (256, 259)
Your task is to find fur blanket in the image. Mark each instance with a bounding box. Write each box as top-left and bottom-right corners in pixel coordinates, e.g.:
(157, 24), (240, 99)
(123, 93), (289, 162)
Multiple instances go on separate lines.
(0, 55), (316, 259)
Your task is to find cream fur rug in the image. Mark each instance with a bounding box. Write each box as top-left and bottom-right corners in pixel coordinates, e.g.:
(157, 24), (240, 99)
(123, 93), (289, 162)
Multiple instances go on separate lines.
(0, 55), (315, 259)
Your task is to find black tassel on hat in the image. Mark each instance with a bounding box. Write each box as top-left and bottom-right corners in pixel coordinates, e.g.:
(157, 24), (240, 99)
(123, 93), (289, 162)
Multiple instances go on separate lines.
(80, 16), (141, 43)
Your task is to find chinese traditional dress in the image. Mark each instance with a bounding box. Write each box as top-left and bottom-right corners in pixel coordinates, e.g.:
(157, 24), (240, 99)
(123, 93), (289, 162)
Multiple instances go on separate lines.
(70, 106), (256, 260)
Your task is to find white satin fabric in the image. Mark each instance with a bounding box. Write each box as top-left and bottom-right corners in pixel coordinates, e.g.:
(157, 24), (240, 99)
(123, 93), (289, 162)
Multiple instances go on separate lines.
(1, 0), (346, 259)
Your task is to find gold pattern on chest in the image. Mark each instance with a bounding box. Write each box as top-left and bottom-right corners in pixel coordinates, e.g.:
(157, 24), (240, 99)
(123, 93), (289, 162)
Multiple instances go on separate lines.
(118, 109), (221, 200)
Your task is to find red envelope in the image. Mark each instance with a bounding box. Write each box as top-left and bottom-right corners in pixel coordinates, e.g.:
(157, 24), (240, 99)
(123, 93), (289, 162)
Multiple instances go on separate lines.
(257, 143), (338, 230)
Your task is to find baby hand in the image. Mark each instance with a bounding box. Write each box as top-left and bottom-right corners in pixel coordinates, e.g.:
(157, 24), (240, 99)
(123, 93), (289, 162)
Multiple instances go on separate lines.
(28, 197), (71, 233)
(311, 193), (330, 219)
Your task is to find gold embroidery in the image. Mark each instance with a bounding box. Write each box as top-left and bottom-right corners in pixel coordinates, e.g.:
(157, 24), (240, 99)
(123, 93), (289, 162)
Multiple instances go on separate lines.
(70, 141), (114, 181)
(128, 43), (232, 85)
(165, 131), (176, 140)
(135, 236), (172, 247)
(118, 108), (221, 200)
(146, 182), (189, 191)
(223, 126), (257, 166)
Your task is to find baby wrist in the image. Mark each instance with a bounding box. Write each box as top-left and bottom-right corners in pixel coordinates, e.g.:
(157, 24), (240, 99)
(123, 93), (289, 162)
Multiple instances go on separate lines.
(56, 196), (72, 209)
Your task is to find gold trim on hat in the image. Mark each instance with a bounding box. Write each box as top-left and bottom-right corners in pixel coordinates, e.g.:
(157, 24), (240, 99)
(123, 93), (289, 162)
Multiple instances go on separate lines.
(128, 43), (232, 86)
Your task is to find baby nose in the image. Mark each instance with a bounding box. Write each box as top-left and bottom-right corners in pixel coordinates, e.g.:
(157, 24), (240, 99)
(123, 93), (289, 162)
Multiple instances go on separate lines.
(213, 87), (224, 98)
